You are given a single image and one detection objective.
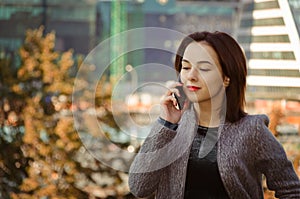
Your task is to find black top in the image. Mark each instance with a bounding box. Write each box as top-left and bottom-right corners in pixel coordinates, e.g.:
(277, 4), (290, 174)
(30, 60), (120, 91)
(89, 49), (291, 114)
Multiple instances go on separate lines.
(184, 125), (230, 199)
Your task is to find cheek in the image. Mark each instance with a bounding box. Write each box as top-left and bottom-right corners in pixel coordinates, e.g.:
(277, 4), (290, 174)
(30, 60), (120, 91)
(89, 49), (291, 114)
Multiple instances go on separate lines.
(201, 72), (223, 93)
(180, 71), (188, 81)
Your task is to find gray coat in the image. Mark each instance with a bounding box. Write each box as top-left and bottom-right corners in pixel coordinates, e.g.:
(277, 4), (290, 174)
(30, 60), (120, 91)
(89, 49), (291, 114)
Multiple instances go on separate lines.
(128, 107), (300, 199)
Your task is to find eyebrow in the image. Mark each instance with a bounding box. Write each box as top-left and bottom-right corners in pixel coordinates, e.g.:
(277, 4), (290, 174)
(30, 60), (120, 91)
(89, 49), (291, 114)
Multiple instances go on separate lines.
(182, 59), (213, 65)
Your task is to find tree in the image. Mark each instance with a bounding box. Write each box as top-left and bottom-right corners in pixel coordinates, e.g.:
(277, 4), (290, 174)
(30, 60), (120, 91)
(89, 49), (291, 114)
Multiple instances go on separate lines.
(269, 101), (284, 137)
(10, 26), (87, 199)
(0, 43), (28, 199)
(8, 26), (134, 199)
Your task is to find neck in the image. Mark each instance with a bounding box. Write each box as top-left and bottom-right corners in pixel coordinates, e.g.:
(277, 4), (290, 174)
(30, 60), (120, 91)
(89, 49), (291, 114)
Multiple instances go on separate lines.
(193, 98), (225, 128)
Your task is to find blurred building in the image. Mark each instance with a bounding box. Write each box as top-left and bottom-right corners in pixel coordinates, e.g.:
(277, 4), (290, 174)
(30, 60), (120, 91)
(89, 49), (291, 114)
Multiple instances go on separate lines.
(237, 0), (300, 130)
(0, 0), (299, 121)
(0, 0), (97, 67)
(237, 0), (300, 101)
(0, 0), (240, 75)
(99, 0), (240, 81)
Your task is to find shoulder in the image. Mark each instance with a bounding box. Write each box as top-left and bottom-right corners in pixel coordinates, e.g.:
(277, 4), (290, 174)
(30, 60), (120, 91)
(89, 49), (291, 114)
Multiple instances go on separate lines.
(231, 114), (270, 132)
(226, 114), (276, 147)
(240, 114), (284, 152)
(220, 114), (271, 147)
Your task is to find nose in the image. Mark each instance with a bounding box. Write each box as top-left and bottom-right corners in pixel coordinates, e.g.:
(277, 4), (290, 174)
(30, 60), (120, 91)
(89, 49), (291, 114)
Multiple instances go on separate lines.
(186, 67), (199, 82)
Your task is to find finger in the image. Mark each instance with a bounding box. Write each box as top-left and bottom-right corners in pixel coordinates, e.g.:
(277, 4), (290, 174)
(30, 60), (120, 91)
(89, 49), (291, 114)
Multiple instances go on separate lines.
(165, 88), (180, 97)
(165, 80), (183, 90)
(162, 95), (178, 107)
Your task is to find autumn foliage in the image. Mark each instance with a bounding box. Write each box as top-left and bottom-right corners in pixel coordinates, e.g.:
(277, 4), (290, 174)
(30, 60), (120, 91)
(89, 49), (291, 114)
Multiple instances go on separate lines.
(0, 27), (131, 199)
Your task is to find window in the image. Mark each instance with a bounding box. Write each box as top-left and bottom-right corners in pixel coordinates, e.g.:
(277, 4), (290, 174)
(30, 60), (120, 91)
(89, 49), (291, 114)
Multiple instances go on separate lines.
(251, 51), (295, 60)
(249, 69), (300, 77)
(238, 35), (290, 43)
(240, 17), (284, 27)
(243, 1), (279, 12)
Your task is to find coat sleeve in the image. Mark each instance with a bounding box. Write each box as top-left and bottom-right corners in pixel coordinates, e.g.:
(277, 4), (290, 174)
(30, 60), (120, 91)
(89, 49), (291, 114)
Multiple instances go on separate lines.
(128, 120), (177, 198)
(255, 115), (300, 198)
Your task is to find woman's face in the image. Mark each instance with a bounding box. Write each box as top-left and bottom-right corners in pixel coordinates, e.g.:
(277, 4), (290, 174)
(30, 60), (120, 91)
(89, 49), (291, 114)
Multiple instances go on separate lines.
(180, 41), (225, 104)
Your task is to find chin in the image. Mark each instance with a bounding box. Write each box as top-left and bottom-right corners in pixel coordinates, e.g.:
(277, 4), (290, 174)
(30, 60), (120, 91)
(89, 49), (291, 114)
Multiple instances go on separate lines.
(188, 96), (208, 103)
(189, 97), (198, 102)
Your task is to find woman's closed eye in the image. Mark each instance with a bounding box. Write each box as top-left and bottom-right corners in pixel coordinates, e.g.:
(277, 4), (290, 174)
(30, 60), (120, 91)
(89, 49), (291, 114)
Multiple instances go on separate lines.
(197, 63), (212, 72)
(181, 63), (191, 70)
(199, 68), (211, 72)
(182, 66), (190, 70)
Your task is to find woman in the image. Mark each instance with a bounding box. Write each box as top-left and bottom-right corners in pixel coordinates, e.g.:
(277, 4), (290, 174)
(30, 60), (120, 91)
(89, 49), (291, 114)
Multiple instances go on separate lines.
(128, 31), (300, 199)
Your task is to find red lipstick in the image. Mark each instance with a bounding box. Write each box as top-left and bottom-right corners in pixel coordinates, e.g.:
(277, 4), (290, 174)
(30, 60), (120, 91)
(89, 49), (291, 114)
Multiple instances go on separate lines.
(187, 85), (201, 91)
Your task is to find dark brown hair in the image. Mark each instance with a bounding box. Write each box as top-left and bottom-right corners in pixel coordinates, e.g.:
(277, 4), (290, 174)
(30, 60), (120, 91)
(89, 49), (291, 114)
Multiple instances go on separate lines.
(174, 31), (247, 123)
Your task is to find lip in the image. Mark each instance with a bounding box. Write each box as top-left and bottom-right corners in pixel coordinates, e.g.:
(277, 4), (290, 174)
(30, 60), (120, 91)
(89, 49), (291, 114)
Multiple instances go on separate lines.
(187, 85), (201, 91)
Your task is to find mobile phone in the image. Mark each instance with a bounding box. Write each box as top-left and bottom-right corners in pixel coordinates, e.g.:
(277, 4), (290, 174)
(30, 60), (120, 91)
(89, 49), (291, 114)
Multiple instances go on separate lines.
(173, 76), (186, 110)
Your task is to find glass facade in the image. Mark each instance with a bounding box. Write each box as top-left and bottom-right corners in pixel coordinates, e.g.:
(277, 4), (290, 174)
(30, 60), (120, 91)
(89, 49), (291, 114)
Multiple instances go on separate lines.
(237, 0), (300, 101)
(240, 17), (284, 27)
(96, 0), (238, 82)
(251, 51), (295, 60)
(236, 0), (300, 145)
(0, 0), (96, 69)
(178, 0), (238, 2)
(289, 0), (300, 34)
(0, 0), (238, 70)
(249, 69), (300, 77)
(238, 35), (290, 43)
(243, 0), (279, 11)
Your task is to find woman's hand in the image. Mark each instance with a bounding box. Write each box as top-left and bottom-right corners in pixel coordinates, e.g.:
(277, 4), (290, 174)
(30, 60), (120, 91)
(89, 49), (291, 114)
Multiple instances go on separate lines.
(159, 81), (188, 124)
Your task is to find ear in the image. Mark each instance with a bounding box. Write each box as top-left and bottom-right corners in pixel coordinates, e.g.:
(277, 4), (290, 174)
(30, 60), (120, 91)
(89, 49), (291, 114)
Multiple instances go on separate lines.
(223, 76), (230, 87)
